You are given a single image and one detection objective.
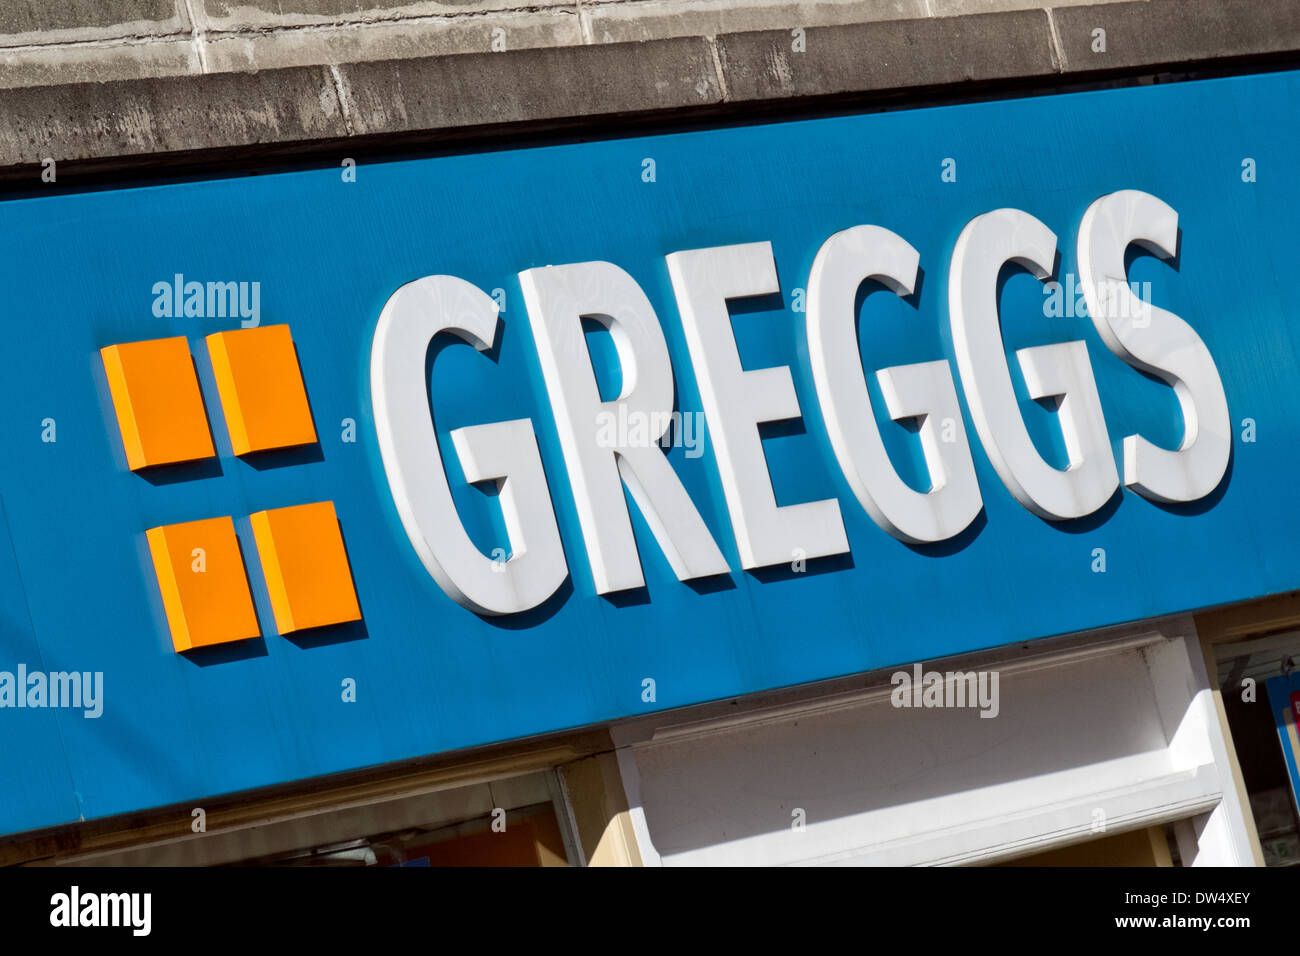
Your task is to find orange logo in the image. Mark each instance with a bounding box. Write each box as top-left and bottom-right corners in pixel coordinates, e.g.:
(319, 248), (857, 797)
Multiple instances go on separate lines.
(101, 326), (360, 652)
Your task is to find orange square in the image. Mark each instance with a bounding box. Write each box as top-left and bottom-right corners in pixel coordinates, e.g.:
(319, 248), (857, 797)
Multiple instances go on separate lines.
(101, 336), (216, 471)
(146, 516), (260, 652)
(249, 501), (360, 634)
(206, 325), (317, 456)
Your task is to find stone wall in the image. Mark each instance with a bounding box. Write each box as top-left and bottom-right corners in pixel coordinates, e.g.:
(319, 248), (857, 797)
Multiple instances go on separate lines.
(0, 0), (1297, 179)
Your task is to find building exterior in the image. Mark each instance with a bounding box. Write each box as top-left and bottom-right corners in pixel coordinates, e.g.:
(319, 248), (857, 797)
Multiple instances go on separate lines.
(1, 0), (1299, 868)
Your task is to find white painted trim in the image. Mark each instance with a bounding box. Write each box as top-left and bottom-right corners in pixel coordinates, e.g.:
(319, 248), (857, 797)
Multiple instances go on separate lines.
(1170, 616), (1259, 865)
(610, 726), (663, 867)
(813, 766), (1221, 867)
(547, 768), (587, 867)
(612, 615), (1265, 867)
(629, 627), (1167, 750)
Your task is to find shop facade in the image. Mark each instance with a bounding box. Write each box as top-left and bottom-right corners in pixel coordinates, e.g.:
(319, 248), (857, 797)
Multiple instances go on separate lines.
(2, 0), (1299, 868)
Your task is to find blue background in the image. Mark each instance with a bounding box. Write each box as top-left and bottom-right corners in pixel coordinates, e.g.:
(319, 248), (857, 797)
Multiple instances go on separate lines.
(1, 70), (1298, 836)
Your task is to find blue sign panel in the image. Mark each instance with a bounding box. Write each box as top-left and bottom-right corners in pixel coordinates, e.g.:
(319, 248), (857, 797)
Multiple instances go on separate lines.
(2, 69), (1300, 835)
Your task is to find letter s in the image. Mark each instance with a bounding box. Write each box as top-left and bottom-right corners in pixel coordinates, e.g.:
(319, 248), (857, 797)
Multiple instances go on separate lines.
(1078, 190), (1230, 503)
